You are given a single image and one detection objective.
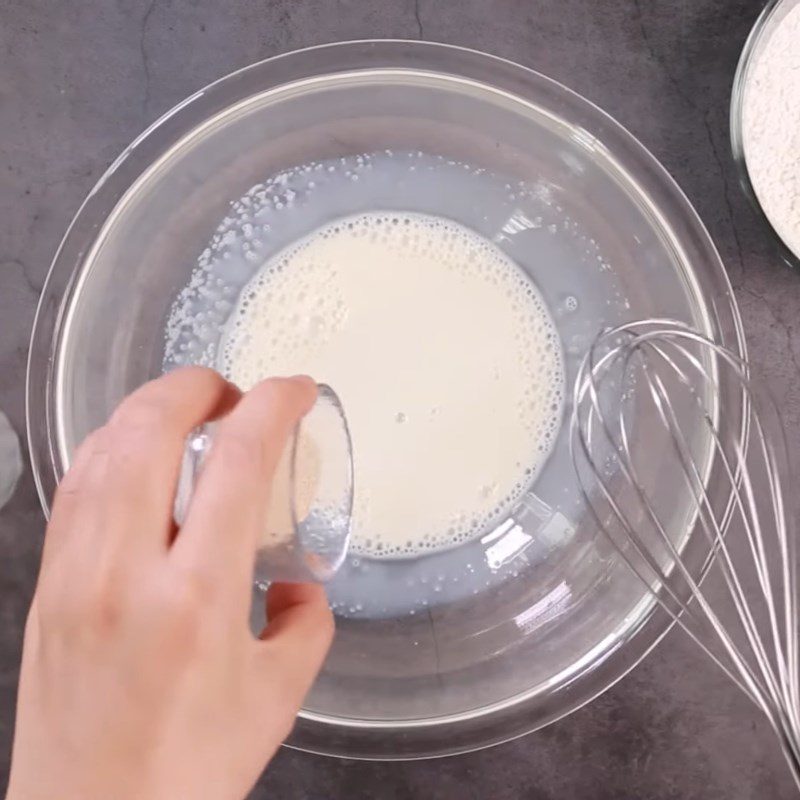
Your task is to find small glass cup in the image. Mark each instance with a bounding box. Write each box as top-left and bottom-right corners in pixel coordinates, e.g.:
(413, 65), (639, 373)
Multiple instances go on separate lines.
(174, 384), (353, 583)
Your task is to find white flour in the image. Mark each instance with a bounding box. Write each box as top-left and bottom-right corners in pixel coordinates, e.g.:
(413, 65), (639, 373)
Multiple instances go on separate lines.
(743, 0), (800, 259)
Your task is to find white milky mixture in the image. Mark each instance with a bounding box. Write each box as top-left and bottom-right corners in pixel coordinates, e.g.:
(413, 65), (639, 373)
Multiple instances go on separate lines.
(219, 212), (565, 558)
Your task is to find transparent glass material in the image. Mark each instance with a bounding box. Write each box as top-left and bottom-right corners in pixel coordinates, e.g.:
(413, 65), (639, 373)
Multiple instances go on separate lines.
(730, 0), (800, 270)
(174, 384), (353, 583)
(0, 410), (22, 510)
(27, 42), (745, 759)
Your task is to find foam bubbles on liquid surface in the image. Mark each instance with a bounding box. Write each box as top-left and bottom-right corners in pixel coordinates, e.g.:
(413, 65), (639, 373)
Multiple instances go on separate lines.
(218, 211), (565, 558)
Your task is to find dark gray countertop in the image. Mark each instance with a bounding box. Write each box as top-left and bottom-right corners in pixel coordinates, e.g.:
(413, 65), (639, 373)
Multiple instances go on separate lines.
(2, 1), (799, 797)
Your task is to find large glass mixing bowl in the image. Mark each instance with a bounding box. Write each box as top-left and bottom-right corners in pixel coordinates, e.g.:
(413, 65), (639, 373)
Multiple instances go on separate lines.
(27, 41), (745, 759)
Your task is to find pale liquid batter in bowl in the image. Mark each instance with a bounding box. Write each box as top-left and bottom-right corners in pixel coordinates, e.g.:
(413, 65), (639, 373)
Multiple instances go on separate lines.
(164, 148), (630, 616)
(220, 211), (564, 557)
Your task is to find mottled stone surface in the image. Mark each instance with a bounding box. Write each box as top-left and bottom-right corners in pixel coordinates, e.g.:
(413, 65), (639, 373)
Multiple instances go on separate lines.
(1, 1), (799, 797)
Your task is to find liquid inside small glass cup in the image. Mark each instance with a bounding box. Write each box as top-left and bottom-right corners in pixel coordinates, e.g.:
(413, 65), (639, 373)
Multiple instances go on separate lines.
(174, 384), (353, 583)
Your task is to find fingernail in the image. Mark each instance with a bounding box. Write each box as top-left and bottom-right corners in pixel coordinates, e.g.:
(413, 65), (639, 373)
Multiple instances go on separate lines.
(289, 374), (316, 388)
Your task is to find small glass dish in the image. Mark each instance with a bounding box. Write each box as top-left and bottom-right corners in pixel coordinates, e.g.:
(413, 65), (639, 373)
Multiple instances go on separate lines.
(174, 383), (353, 583)
(730, 0), (800, 269)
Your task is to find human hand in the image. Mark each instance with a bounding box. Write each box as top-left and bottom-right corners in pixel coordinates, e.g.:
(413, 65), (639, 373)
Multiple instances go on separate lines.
(6, 369), (334, 800)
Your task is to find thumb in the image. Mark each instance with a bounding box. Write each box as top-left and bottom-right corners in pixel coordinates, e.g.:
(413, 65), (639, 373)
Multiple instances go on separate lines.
(253, 583), (334, 709)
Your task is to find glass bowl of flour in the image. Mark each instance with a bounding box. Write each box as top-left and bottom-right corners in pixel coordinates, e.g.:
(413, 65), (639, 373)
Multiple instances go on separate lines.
(28, 41), (746, 758)
(732, 0), (800, 268)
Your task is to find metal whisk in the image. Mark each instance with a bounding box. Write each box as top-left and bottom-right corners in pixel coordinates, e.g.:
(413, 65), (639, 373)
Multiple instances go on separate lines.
(570, 318), (800, 789)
